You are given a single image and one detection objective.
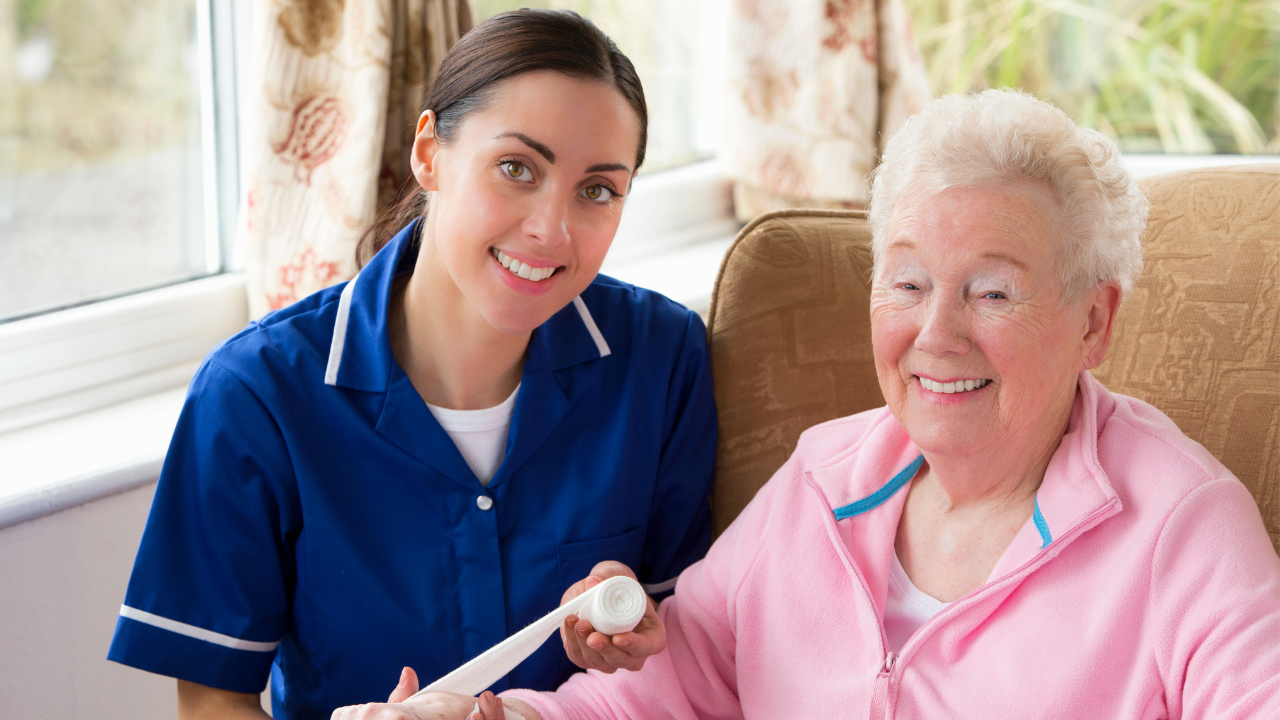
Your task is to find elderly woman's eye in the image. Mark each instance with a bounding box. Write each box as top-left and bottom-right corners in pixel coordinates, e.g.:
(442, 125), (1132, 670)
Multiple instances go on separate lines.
(580, 184), (616, 203)
(981, 291), (1008, 300)
(502, 161), (534, 182)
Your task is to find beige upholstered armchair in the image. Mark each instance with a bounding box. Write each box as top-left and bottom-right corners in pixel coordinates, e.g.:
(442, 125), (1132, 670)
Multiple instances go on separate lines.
(706, 165), (1280, 555)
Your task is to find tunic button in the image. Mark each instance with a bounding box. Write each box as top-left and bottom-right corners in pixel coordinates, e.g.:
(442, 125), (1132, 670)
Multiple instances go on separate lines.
(476, 495), (494, 511)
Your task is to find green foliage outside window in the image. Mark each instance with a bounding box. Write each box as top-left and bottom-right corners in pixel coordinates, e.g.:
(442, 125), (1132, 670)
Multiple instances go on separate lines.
(904, 0), (1277, 153)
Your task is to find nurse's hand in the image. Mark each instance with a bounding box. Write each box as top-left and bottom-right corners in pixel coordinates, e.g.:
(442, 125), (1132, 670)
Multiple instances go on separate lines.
(560, 561), (667, 673)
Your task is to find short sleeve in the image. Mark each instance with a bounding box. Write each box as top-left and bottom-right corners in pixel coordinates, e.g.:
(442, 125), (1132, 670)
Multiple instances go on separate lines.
(107, 360), (301, 694)
(639, 311), (717, 597)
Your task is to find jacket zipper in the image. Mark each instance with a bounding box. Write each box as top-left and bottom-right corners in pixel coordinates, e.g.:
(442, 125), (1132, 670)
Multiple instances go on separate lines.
(869, 651), (896, 719)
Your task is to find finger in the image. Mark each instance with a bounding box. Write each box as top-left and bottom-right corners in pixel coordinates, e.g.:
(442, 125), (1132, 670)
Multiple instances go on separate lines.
(610, 630), (659, 659)
(587, 560), (637, 583)
(560, 575), (598, 604)
(575, 633), (617, 674)
(562, 617), (587, 668)
(479, 691), (506, 719)
(386, 666), (419, 703)
(586, 633), (647, 671)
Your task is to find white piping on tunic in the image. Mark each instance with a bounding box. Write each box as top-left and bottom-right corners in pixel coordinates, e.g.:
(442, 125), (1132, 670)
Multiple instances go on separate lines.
(118, 605), (280, 653)
(641, 576), (679, 595)
(324, 275), (360, 386)
(572, 296), (612, 358)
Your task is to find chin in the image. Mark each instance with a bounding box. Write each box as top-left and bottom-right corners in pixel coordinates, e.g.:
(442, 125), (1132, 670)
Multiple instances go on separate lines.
(899, 413), (996, 458)
(481, 304), (559, 336)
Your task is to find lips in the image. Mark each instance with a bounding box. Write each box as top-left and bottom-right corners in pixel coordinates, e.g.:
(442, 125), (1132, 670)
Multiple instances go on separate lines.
(492, 248), (562, 282)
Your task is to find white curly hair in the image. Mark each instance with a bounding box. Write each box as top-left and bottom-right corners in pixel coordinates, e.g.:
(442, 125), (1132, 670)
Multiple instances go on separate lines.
(867, 89), (1148, 301)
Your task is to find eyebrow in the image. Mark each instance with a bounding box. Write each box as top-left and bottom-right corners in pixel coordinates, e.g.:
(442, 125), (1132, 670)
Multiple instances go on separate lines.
(586, 162), (632, 174)
(496, 132), (555, 163)
(494, 133), (632, 175)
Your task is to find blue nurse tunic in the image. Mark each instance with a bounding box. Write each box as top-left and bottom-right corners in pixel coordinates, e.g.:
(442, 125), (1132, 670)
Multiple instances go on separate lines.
(107, 221), (717, 718)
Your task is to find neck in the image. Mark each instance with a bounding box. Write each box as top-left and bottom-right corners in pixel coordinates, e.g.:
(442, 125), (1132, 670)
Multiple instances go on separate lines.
(390, 224), (530, 410)
(921, 377), (1078, 512)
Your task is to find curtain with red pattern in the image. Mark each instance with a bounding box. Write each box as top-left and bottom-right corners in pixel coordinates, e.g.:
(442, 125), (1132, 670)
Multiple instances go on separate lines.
(725, 0), (931, 222)
(241, 0), (472, 318)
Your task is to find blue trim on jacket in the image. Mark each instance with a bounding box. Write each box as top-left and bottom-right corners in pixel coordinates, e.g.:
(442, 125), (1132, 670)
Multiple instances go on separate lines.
(833, 455), (926, 520)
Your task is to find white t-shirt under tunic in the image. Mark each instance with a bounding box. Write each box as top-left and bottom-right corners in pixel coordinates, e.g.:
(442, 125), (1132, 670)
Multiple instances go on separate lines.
(884, 551), (951, 652)
(426, 385), (519, 487)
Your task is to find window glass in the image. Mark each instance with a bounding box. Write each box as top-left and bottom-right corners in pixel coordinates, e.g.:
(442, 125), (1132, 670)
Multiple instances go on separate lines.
(0, 0), (213, 322)
(472, 0), (726, 173)
(904, 0), (1278, 154)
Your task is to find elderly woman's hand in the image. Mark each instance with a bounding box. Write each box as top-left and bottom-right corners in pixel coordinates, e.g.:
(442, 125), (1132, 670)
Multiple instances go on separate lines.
(329, 668), (476, 720)
(560, 561), (666, 673)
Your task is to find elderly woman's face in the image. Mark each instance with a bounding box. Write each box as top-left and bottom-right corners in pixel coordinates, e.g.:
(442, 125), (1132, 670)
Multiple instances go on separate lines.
(870, 183), (1100, 459)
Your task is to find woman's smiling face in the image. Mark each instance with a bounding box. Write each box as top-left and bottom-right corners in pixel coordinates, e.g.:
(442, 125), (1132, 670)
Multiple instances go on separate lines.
(412, 70), (640, 334)
(869, 182), (1102, 460)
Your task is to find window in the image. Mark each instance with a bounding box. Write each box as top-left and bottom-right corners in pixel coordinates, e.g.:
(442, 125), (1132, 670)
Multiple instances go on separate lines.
(904, 0), (1278, 154)
(472, 0), (728, 173)
(0, 0), (236, 323)
(0, 0), (243, 434)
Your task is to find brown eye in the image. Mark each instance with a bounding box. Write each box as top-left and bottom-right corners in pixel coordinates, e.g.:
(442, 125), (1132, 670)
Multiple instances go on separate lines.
(503, 161), (533, 182)
(580, 184), (614, 203)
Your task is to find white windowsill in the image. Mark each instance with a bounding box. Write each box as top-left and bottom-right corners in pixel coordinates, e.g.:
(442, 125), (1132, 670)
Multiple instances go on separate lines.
(0, 387), (186, 529)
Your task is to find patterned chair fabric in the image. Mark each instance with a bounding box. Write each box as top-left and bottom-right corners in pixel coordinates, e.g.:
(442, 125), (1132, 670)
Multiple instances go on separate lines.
(706, 165), (1279, 554)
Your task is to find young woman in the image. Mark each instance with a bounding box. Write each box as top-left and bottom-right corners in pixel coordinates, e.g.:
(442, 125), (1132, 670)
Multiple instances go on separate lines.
(107, 10), (716, 720)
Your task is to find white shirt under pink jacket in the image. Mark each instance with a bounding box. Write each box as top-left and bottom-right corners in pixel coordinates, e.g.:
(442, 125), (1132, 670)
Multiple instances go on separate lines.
(506, 372), (1280, 719)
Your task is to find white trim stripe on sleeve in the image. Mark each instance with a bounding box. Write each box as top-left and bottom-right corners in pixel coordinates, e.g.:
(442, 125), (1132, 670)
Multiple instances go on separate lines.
(571, 296), (611, 358)
(119, 605), (280, 653)
(324, 274), (360, 386)
(641, 576), (679, 594)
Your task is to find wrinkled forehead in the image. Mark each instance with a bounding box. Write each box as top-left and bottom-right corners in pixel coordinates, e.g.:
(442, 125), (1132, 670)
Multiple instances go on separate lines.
(877, 182), (1066, 271)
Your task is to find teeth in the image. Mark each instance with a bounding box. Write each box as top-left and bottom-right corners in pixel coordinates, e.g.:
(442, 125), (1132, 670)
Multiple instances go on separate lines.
(493, 249), (558, 282)
(919, 377), (990, 394)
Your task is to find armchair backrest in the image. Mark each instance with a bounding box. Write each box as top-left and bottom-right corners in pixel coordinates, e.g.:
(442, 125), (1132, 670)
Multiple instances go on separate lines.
(707, 166), (1279, 554)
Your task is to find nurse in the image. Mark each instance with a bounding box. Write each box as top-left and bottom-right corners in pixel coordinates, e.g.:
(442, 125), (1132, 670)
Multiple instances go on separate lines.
(107, 9), (716, 720)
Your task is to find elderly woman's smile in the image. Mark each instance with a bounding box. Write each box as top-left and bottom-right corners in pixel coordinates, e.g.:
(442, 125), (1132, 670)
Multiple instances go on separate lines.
(870, 181), (1107, 463)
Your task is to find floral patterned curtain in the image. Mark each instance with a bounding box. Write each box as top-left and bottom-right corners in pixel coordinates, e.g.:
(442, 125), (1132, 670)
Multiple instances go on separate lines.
(241, 0), (472, 318)
(725, 0), (931, 222)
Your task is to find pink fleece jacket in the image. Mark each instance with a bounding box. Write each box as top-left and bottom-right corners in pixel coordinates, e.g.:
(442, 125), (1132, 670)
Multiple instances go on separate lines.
(506, 373), (1280, 719)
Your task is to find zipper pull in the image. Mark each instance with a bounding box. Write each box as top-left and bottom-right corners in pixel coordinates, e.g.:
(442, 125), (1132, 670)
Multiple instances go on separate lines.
(880, 651), (897, 676)
(869, 651), (897, 718)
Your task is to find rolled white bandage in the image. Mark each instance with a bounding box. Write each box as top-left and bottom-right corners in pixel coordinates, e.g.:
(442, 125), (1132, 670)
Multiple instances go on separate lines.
(410, 576), (647, 700)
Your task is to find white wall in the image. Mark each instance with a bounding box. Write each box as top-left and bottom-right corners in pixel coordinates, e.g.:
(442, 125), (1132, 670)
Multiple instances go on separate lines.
(0, 483), (175, 717)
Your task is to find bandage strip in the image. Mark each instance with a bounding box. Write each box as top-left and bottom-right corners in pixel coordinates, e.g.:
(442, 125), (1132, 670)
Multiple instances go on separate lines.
(410, 576), (647, 700)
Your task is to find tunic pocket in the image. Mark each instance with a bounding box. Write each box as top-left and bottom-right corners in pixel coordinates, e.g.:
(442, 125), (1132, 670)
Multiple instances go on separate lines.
(555, 526), (645, 593)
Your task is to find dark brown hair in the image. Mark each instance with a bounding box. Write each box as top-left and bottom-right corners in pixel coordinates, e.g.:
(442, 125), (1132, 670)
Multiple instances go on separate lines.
(356, 9), (648, 266)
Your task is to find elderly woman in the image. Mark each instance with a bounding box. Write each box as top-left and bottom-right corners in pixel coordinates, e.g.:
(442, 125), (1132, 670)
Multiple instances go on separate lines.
(341, 90), (1280, 720)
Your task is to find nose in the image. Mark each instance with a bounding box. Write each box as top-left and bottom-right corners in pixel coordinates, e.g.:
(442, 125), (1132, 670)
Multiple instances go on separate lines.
(521, 191), (571, 249)
(914, 292), (970, 357)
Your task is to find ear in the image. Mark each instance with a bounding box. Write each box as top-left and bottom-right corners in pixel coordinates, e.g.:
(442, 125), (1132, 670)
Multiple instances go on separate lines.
(1076, 281), (1123, 372)
(410, 110), (441, 192)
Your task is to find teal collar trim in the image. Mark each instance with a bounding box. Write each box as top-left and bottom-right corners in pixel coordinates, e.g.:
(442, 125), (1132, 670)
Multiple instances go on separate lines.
(1033, 496), (1052, 548)
(833, 454), (925, 521)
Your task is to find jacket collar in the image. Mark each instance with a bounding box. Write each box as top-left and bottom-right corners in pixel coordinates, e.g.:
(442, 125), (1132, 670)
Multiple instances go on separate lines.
(808, 372), (1123, 589)
(323, 219), (612, 393)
